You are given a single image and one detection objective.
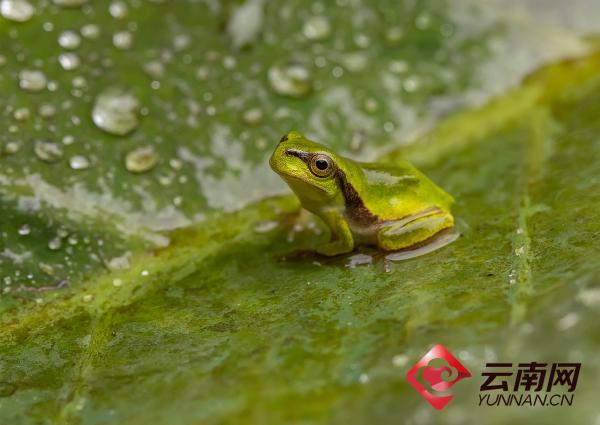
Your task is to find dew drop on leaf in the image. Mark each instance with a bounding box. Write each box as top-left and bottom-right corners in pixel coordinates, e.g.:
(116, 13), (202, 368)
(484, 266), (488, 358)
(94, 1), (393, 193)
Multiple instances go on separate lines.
(34, 140), (63, 163)
(69, 155), (91, 170)
(18, 70), (47, 92)
(303, 16), (331, 41)
(113, 31), (133, 49)
(268, 63), (313, 98)
(92, 89), (140, 136)
(0, 0), (35, 22)
(80, 23), (100, 39)
(58, 53), (80, 70)
(58, 30), (81, 50)
(108, 0), (127, 19)
(125, 146), (158, 173)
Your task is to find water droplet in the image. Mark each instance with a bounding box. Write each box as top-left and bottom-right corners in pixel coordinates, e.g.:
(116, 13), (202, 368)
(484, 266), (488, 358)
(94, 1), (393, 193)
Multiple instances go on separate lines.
(0, 0), (35, 22)
(109, 0), (127, 19)
(303, 16), (331, 41)
(576, 288), (600, 307)
(385, 26), (404, 44)
(80, 23), (100, 39)
(173, 33), (190, 51)
(18, 224), (30, 235)
(113, 30), (133, 49)
(3, 141), (21, 155)
(107, 253), (131, 270)
(254, 220), (278, 233)
(143, 60), (164, 79)
(67, 234), (78, 245)
(415, 12), (432, 30)
(440, 23), (454, 37)
(364, 98), (378, 113)
(92, 89), (139, 136)
(72, 75), (87, 88)
(125, 145), (158, 173)
(332, 66), (344, 78)
(48, 236), (62, 250)
(341, 52), (368, 72)
(556, 312), (579, 331)
(222, 55), (236, 70)
(169, 158), (182, 170)
(392, 354), (409, 367)
(34, 140), (63, 162)
(242, 107), (263, 126)
(58, 53), (80, 70)
(39, 103), (56, 118)
(13, 107), (30, 121)
(268, 63), (313, 98)
(403, 76), (421, 93)
(18, 69), (47, 92)
(346, 254), (372, 268)
(389, 60), (408, 74)
(354, 33), (370, 48)
(69, 155), (90, 170)
(39, 263), (55, 275)
(62, 135), (75, 145)
(195, 66), (209, 80)
(53, 0), (88, 7)
(58, 30), (81, 49)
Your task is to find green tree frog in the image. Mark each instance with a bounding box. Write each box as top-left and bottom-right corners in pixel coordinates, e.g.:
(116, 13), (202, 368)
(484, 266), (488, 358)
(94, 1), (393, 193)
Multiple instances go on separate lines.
(269, 131), (455, 256)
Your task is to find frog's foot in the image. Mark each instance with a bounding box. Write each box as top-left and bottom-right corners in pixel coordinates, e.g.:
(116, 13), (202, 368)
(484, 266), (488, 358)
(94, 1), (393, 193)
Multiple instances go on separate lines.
(377, 209), (454, 251)
(314, 208), (355, 256)
(316, 239), (354, 256)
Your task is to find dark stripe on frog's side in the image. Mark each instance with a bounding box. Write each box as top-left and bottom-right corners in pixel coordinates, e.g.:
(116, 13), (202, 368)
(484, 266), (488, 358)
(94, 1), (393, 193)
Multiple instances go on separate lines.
(334, 168), (380, 226)
(284, 149), (380, 226)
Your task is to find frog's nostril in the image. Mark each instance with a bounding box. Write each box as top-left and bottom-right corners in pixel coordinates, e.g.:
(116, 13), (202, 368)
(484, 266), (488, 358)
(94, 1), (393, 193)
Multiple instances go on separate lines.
(279, 134), (289, 144)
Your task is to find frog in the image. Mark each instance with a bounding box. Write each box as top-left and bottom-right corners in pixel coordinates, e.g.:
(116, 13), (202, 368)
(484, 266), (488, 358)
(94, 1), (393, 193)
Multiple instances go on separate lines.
(269, 131), (455, 256)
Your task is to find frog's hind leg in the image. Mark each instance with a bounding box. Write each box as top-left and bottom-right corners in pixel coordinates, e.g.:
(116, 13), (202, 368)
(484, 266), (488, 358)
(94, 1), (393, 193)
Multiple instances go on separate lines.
(377, 208), (454, 251)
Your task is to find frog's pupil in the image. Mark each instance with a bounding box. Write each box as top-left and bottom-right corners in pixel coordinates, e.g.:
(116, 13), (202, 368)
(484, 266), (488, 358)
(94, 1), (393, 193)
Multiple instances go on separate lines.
(316, 159), (328, 170)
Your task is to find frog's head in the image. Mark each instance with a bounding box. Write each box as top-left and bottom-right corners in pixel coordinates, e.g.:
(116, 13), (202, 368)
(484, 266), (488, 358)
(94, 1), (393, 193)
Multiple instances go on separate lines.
(270, 131), (344, 202)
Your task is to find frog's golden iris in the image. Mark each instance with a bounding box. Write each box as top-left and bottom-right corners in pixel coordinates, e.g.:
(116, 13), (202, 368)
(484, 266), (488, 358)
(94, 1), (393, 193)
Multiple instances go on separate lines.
(270, 131), (455, 256)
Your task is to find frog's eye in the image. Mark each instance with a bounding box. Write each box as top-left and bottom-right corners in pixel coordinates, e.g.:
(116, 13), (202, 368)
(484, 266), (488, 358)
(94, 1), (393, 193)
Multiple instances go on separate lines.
(309, 154), (335, 177)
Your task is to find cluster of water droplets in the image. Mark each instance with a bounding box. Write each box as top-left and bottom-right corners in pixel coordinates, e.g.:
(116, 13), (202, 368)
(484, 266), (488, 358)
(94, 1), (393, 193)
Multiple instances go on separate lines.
(0, 0), (474, 290)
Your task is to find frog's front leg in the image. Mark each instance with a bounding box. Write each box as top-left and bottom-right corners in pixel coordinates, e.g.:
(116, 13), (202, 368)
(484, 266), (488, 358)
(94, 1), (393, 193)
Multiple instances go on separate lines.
(315, 208), (355, 256)
(377, 209), (454, 251)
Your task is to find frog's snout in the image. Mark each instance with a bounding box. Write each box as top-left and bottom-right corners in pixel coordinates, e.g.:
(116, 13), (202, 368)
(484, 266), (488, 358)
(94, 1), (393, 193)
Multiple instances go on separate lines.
(278, 131), (303, 145)
(278, 134), (289, 145)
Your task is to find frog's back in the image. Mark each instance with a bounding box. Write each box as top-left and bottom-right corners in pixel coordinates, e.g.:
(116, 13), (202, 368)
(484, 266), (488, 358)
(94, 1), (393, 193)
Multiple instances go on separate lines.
(355, 160), (453, 221)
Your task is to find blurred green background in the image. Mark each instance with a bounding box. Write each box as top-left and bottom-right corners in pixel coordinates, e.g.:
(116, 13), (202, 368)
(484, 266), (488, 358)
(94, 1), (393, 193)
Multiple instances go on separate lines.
(0, 0), (599, 424)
